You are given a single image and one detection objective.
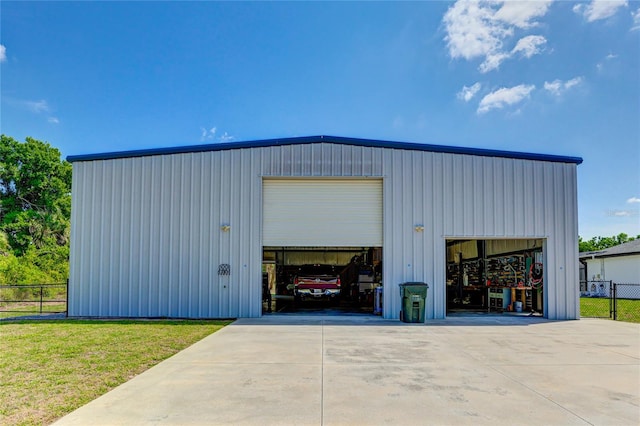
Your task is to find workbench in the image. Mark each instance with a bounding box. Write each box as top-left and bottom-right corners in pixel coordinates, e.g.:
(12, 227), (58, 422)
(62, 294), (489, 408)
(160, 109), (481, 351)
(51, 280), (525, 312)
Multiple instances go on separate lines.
(487, 286), (532, 312)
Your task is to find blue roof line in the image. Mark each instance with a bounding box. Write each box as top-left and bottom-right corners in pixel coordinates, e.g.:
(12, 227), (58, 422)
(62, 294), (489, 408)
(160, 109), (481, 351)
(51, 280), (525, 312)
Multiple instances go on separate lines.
(66, 135), (583, 164)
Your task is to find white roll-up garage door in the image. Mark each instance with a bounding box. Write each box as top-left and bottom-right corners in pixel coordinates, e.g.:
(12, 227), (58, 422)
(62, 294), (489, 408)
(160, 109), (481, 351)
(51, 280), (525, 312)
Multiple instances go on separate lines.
(263, 179), (383, 247)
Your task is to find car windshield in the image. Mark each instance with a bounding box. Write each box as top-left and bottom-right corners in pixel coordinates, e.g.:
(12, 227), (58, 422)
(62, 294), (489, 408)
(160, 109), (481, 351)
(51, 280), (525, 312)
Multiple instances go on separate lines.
(297, 264), (336, 275)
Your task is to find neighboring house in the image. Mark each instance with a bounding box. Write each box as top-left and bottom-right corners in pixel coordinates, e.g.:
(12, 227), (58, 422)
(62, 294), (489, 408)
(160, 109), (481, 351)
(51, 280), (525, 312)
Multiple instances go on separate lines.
(580, 239), (640, 298)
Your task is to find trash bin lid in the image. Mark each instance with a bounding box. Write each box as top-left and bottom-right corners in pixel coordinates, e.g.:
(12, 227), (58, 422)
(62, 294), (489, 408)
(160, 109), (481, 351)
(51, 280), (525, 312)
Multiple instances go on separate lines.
(400, 282), (429, 297)
(400, 282), (429, 288)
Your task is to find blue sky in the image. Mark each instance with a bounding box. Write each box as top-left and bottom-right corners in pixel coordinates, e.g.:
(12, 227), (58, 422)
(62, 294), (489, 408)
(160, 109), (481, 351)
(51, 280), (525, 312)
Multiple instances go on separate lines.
(1, 1), (639, 239)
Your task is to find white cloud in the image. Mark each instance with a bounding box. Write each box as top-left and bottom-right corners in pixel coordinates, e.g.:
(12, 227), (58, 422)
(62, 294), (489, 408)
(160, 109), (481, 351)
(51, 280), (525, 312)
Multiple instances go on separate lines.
(627, 197), (640, 204)
(11, 98), (60, 123)
(512, 35), (547, 58)
(477, 84), (535, 114)
(200, 126), (234, 143)
(200, 126), (217, 141)
(24, 99), (50, 113)
(606, 209), (639, 217)
(219, 132), (234, 143)
(443, 1), (511, 62)
(597, 52), (619, 71)
(574, 0), (628, 22)
(544, 76), (583, 95)
(564, 76), (583, 89)
(443, 1), (552, 73)
(479, 52), (510, 73)
(613, 210), (632, 217)
(457, 82), (482, 102)
(479, 35), (547, 72)
(632, 7), (640, 30)
(0, 44), (6, 63)
(543, 80), (562, 95)
(493, 1), (554, 28)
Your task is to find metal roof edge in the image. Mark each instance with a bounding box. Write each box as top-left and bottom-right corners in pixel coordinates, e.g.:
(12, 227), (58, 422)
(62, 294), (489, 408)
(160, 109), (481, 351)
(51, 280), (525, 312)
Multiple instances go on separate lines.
(579, 239), (640, 259)
(66, 135), (584, 164)
(579, 251), (640, 259)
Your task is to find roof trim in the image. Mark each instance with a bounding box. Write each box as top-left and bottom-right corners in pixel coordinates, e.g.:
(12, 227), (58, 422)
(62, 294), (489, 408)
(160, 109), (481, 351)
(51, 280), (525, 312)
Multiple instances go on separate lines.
(580, 251), (640, 260)
(66, 135), (583, 164)
(579, 239), (640, 259)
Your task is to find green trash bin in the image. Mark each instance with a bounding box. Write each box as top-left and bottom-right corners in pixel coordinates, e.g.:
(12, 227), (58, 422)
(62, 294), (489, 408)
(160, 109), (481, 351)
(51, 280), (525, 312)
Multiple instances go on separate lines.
(399, 282), (428, 323)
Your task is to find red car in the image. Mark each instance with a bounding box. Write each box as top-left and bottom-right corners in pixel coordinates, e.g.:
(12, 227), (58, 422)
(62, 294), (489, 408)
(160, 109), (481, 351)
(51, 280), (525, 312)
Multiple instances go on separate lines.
(293, 264), (341, 302)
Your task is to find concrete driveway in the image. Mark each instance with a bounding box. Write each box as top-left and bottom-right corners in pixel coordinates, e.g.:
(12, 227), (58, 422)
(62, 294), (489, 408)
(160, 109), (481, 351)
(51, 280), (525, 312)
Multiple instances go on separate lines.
(54, 315), (639, 426)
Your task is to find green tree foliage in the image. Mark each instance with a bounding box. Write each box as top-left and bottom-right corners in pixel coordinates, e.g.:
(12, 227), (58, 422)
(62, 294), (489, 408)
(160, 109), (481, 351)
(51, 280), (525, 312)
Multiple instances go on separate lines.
(0, 135), (71, 283)
(579, 233), (638, 253)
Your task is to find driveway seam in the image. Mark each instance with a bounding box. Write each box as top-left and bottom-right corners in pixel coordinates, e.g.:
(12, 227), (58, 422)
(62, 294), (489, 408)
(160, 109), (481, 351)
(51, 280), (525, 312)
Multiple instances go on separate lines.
(486, 364), (595, 426)
(603, 349), (640, 361)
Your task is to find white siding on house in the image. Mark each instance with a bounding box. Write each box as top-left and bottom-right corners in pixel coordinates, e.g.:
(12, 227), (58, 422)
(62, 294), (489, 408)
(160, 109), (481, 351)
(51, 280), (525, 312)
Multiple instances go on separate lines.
(69, 142), (579, 320)
(585, 255), (640, 284)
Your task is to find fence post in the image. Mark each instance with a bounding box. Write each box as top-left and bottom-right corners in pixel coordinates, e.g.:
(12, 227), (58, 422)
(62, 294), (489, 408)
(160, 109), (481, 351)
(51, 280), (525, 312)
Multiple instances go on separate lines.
(612, 282), (617, 321)
(609, 281), (613, 319)
(66, 278), (69, 318)
(39, 286), (44, 314)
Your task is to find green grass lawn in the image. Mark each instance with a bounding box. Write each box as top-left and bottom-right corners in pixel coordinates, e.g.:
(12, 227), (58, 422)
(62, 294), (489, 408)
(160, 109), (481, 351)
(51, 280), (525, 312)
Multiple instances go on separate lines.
(580, 297), (640, 323)
(0, 319), (230, 426)
(0, 303), (67, 319)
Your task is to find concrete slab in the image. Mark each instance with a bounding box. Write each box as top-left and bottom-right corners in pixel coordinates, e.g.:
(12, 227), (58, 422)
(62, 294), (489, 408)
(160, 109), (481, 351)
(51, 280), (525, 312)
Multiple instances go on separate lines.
(496, 364), (640, 426)
(322, 363), (587, 426)
(174, 324), (323, 365)
(54, 316), (640, 426)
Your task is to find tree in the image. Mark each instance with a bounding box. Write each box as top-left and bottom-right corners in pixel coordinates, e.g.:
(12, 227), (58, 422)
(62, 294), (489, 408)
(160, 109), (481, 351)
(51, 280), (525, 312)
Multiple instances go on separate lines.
(578, 233), (638, 252)
(0, 136), (71, 283)
(0, 135), (72, 255)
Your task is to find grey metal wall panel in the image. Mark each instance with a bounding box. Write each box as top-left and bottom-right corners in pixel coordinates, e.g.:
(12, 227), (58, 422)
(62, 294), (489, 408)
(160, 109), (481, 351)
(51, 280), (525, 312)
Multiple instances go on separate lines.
(69, 150), (262, 318)
(379, 150), (579, 320)
(260, 143), (384, 177)
(69, 142), (579, 320)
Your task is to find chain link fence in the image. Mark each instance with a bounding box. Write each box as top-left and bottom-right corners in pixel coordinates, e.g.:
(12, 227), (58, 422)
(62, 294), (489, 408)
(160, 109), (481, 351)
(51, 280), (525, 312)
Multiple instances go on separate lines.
(580, 280), (613, 318)
(580, 280), (640, 323)
(614, 283), (640, 323)
(0, 283), (67, 319)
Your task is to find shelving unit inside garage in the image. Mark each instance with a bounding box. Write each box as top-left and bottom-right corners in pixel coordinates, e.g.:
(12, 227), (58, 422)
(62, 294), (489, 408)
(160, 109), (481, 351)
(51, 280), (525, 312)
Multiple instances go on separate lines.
(446, 239), (544, 314)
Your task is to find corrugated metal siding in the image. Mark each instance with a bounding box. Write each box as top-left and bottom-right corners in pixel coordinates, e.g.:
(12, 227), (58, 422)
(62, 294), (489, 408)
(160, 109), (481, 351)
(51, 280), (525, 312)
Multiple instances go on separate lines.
(69, 142), (579, 320)
(378, 151), (579, 320)
(69, 150), (263, 318)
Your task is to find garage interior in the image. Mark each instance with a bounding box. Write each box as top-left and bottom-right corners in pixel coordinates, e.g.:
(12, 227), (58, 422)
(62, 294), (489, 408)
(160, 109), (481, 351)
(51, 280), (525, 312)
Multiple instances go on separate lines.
(446, 239), (544, 316)
(262, 247), (382, 314)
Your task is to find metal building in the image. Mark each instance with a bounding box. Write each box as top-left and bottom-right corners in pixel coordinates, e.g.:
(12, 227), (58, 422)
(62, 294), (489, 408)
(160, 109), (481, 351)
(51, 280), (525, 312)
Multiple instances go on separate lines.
(67, 135), (583, 320)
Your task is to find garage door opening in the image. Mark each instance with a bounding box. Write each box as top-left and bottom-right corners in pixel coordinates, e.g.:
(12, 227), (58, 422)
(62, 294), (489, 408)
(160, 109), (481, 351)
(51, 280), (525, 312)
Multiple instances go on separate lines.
(262, 247), (382, 315)
(446, 239), (544, 316)
(262, 178), (384, 315)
